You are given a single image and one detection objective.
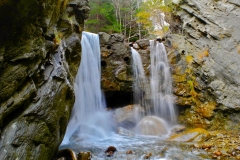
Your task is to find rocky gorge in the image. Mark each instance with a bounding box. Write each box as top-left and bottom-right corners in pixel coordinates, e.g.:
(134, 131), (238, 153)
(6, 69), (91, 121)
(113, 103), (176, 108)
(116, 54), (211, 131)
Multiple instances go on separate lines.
(100, 0), (240, 130)
(0, 0), (240, 159)
(0, 0), (89, 159)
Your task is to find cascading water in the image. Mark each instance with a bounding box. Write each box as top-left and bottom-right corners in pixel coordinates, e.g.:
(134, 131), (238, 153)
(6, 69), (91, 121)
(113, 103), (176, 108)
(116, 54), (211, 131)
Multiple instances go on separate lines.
(131, 40), (177, 135)
(60, 35), (208, 160)
(149, 40), (177, 124)
(131, 47), (148, 118)
(62, 32), (114, 144)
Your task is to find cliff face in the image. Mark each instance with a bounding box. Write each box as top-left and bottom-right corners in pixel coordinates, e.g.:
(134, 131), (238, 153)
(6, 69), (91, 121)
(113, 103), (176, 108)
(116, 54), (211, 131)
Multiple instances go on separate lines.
(0, 0), (89, 159)
(100, 0), (240, 130)
(167, 0), (240, 130)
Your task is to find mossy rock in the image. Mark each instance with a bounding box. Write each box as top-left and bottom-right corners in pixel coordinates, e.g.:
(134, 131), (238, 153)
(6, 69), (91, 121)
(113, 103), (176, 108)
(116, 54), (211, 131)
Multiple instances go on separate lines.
(168, 128), (210, 142)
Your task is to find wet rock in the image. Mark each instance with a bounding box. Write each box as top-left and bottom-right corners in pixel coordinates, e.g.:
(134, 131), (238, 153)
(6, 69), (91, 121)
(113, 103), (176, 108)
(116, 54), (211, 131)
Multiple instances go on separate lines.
(105, 146), (117, 157)
(134, 116), (169, 135)
(168, 128), (210, 142)
(56, 149), (78, 160)
(143, 152), (152, 159)
(77, 152), (91, 160)
(133, 43), (140, 49)
(126, 150), (133, 154)
(117, 127), (134, 136)
(114, 105), (144, 128)
(170, 125), (186, 134)
(173, 83), (191, 97)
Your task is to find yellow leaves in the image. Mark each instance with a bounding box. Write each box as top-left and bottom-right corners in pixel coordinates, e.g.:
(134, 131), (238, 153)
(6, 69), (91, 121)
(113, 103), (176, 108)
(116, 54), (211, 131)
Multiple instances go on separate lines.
(187, 80), (197, 103)
(136, 11), (151, 29)
(186, 55), (194, 64)
(136, 11), (151, 19)
(54, 31), (63, 45)
(196, 102), (216, 118)
(188, 81), (197, 96)
(185, 49), (209, 66)
(162, 26), (169, 33)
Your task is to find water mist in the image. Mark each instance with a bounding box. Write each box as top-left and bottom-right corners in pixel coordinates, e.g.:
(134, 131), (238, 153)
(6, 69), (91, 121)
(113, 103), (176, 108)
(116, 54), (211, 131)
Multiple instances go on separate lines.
(149, 40), (177, 124)
(62, 32), (114, 144)
(131, 40), (177, 136)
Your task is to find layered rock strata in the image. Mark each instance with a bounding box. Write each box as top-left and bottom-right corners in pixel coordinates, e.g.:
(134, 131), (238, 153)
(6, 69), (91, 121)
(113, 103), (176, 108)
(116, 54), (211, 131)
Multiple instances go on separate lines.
(167, 0), (240, 129)
(101, 0), (240, 130)
(0, 0), (89, 159)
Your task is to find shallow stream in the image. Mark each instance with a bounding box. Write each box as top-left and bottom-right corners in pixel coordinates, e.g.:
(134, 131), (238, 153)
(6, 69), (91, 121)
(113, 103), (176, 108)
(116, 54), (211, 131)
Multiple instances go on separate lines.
(60, 32), (212, 160)
(60, 134), (211, 160)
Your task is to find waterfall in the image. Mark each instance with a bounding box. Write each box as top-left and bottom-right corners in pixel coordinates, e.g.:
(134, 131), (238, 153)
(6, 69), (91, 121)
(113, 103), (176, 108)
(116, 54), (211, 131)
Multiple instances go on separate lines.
(149, 40), (177, 124)
(62, 32), (114, 144)
(131, 47), (148, 114)
(131, 41), (177, 135)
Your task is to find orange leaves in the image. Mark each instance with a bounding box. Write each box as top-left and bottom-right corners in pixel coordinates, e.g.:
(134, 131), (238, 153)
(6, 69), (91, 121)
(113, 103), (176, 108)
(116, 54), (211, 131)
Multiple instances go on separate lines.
(185, 49), (209, 65)
(197, 49), (209, 61)
(196, 102), (216, 118)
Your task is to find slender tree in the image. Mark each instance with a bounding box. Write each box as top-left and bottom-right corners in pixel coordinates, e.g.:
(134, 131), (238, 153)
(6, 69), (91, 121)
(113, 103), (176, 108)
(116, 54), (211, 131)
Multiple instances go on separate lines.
(85, 0), (120, 33)
(85, 0), (180, 39)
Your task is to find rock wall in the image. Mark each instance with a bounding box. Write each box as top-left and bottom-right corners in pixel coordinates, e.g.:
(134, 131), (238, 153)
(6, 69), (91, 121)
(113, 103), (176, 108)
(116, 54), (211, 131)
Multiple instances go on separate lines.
(167, 0), (240, 130)
(99, 33), (152, 108)
(0, 0), (89, 159)
(99, 32), (134, 108)
(99, 32), (132, 92)
(100, 0), (240, 131)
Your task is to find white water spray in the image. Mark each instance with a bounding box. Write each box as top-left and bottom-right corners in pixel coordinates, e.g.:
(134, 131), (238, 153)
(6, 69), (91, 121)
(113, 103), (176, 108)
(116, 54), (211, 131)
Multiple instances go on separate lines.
(62, 32), (114, 144)
(131, 41), (177, 135)
(131, 47), (148, 112)
(149, 40), (177, 123)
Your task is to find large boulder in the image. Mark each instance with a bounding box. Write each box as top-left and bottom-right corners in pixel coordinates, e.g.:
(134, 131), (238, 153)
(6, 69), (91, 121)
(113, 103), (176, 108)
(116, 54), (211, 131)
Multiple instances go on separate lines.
(0, 0), (89, 159)
(114, 105), (144, 128)
(134, 116), (169, 135)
